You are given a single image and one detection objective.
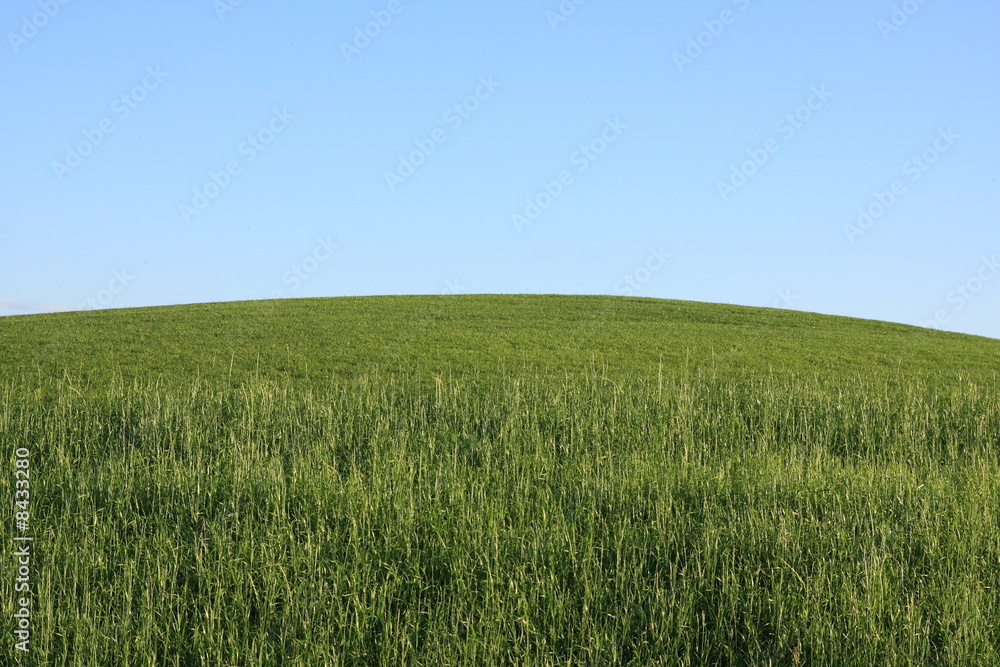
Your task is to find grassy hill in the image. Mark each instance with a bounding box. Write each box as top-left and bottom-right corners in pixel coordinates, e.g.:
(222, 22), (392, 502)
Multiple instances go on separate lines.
(2, 296), (998, 665)
(0, 294), (996, 387)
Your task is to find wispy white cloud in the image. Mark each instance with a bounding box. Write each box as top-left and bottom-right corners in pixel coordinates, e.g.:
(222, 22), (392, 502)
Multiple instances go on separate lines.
(0, 300), (72, 314)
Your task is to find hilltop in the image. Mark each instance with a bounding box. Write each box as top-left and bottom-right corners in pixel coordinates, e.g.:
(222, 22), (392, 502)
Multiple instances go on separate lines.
(0, 295), (996, 388)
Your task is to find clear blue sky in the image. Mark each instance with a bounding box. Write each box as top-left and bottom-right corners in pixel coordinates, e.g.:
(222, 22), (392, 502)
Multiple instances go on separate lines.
(2, 0), (997, 339)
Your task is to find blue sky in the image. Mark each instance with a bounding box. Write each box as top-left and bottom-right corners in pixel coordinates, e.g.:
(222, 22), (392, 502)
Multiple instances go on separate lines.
(2, 0), (997, 339)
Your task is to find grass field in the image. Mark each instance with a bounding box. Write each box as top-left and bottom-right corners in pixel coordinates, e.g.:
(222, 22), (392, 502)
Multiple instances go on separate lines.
(2, 295), (999, 665)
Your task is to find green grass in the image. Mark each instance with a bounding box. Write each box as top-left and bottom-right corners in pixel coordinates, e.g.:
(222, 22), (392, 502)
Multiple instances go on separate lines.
(2, 295), (999, 665)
